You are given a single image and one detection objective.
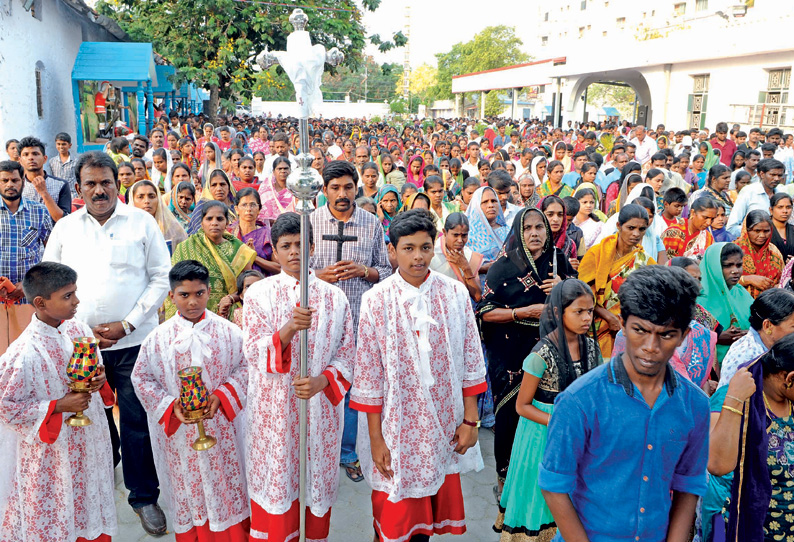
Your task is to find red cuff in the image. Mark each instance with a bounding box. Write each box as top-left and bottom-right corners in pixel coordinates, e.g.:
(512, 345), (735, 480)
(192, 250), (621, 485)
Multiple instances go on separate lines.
(38, 400), (62, 444)
(268, 331), (292, 374)
(350, 399), (382, 413)
(215, 382), (243, 422)
(158, 400), (181, 437)
(321, 369), (350, 407)
(99, 382), (115, 407)
(462, 381), (488, 397)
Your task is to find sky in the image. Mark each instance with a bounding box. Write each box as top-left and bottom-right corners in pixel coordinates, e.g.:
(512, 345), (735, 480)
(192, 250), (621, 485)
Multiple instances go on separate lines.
(359, 0), (535, 69)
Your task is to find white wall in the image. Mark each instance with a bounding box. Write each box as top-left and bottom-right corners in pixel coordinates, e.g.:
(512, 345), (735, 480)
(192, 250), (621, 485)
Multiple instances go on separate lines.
(251, 98), (390, 119)
(0, 0), (118, 158)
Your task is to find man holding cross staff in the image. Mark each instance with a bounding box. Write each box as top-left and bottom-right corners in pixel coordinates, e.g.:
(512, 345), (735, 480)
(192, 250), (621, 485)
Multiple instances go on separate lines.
(311, 159), (392, 481)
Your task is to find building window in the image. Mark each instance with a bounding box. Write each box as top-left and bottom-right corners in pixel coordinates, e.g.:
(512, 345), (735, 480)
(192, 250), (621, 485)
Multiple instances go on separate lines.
(35, 62), (44, 119)
(579, 26), (585, 38)
(604, 0), (609, 5)
(674, 2), (686, 16)
(688, 74), (709, 130)
(581, 0), (587, 10)
(760, 68), (791, 126)
(27, 0), (42, 20)
(541, 36), (549, 46)
(616, 16), (625, 28)
(602, 30), (608, 37)
(695, 0), (708, 12)
(544, 11), (549, 21)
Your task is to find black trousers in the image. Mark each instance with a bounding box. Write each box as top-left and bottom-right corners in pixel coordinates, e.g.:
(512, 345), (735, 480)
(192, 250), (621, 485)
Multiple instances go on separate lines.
(103, 344), (160, 508)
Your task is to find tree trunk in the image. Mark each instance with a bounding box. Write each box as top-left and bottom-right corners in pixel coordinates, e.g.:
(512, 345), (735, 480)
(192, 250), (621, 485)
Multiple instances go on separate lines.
(208, 84), (220, 124)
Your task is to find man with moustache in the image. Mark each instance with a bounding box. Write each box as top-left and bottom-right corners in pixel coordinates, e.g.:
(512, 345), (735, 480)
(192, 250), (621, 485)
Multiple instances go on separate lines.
(0, 160), (53, 351)
(310, 159), (391, 483)
(726, 158), (786, 237)
(43, 152), (171, 537)
(130, 134), (149, 160)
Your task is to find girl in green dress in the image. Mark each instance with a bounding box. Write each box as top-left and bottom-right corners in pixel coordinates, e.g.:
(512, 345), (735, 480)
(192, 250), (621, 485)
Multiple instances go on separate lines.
(494, 279), (601, 542)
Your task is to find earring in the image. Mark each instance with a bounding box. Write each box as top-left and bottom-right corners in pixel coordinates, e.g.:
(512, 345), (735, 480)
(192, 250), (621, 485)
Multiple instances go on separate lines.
(767, 330), (773, 335)
(786, 382), (792, 390)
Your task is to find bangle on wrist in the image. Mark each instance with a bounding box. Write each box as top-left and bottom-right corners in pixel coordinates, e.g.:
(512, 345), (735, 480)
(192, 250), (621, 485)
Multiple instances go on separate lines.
(512, 308), (518, 321)
(722, 404), (744, 416)
(363, 265), (370, 280)
(726, 394), (746, 405)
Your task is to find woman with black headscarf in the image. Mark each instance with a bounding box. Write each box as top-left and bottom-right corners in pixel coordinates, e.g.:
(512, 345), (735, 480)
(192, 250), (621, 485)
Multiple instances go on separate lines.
(477, 208), (576, 500)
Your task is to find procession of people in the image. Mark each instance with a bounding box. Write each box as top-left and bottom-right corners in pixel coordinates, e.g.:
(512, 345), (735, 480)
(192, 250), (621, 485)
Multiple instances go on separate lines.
(3, 113), (794, 542)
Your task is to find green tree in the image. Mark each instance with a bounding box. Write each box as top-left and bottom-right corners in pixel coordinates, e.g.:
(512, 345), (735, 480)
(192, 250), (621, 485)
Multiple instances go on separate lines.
(484, 91), (504, 117)
(96, 0), (405, 120)
(430, 26), (530, 101)
(584, 83), (636, 120)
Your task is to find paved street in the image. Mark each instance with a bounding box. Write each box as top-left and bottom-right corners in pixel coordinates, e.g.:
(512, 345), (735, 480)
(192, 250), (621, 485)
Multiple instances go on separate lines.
(114, 429), (500, 541)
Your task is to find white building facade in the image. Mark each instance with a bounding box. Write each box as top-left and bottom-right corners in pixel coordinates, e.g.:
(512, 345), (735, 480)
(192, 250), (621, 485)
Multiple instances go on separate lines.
(0, 0), (124, 152)
(451, 0), (794, 132)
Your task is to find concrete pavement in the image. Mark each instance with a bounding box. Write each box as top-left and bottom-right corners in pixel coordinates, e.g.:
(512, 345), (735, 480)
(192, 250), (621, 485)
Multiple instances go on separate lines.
(113, 429), (501, 541)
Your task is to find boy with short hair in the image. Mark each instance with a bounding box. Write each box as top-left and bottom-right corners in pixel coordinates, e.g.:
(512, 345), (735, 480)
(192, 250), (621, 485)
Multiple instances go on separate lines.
(243, 212), (355, 542)
(661, 187), (688, 228)
(0, 262), (117, 542)
(48, 132), (77, 199)
(540, 266), (709, 542)
(132, 260), (250, 541)
(351, 209), (487, 542)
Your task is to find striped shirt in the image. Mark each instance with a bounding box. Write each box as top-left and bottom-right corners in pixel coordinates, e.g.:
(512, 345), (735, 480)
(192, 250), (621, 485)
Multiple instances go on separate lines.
(0, 198), (53, 302)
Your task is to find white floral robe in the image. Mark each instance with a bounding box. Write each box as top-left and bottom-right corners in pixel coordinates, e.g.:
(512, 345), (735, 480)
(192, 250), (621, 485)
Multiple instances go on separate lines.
(131, 311), (249, 535)
(350, 271), (488, 502)
(0, 317), (117, 542)
(242, 272), (355, 519)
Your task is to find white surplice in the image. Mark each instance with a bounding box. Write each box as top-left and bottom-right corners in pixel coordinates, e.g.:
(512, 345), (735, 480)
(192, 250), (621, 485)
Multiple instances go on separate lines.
(0, 317), (117, 542)
(350, 271), (487, 502)
(242, 271), (355, 518)
(131, 311), (249, 535)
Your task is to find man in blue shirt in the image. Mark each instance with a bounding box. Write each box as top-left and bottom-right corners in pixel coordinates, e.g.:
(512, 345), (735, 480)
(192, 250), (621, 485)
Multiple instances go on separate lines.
(539, 265), (709, 542)
(562, 151), (588, 189)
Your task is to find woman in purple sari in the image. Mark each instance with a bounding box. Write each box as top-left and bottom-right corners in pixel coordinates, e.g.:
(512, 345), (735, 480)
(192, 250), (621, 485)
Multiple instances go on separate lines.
(230, 187), (280, 276)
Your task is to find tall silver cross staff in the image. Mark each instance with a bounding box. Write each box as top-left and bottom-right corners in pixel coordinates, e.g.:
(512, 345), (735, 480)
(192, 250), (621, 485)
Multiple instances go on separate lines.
(256, 10), (343, 542)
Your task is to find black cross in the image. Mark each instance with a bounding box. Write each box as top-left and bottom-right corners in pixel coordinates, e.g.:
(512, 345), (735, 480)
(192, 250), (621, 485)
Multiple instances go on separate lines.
(322, 220), (358, 262)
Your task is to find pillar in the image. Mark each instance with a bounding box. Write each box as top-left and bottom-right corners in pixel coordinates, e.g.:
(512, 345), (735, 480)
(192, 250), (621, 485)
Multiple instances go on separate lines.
(72, 80), (85, 152)
(663, 64), (672, 126)
(136, 82), (146, 135)
(146, 80), (154, 132)
(171, 91), (177, 114)
(480, 90), (486, 119)
(455, 94), (461, 117)
(511, 89), (518, 120)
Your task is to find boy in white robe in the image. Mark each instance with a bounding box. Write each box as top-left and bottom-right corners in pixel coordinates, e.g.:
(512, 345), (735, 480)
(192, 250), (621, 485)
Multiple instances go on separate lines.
(0, 262), (117, 542)
(132, 260), (249, 542)
(350, 210), (487, 542)
(243, 212), (355, 542)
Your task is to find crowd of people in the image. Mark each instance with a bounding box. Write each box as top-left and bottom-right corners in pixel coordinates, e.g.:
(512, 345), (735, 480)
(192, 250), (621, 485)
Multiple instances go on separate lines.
(3, 111), (794, 542)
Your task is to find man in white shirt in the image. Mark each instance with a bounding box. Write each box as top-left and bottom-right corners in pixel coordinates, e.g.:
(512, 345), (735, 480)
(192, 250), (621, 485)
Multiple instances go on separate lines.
(263, 132), (299, 177)
(43, 152), (171, 537)
(726, 158), (785, 237)
(461, 141), (481, 177)
(142, 128), (165, 163)
(630, 125), (657, 165)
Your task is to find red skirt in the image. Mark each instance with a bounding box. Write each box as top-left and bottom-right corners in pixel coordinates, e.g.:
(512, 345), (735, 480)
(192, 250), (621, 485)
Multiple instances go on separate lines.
(371, 473), (466, 542)
(76, 536), (111, 542)
(175, 518), (250, 542)
(250, 498), (331, 542)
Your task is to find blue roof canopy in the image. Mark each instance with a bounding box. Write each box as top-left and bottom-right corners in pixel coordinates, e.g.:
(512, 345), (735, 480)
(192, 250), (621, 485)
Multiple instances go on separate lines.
(72, 42), (157, 86)
(544, 105), (553, 114)
(602, 106), (621, 117)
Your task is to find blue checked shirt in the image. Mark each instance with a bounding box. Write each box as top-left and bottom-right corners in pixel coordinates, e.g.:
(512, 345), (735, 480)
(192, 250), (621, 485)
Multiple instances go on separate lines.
(0, 198), (53, 302)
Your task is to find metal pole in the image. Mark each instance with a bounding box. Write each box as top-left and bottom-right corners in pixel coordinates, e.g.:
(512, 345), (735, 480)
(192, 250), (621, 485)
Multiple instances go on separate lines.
(297, 116), (311, 542)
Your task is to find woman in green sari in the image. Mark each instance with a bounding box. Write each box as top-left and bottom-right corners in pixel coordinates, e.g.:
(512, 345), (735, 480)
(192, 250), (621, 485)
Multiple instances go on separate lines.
(166, 200), (256, 318)
(697, 242), (754, 365)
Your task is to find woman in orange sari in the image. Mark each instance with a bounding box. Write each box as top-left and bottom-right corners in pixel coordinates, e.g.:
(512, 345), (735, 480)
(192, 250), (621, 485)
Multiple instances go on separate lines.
(734, 210), (784, 298)
(578, 204), (656, 357)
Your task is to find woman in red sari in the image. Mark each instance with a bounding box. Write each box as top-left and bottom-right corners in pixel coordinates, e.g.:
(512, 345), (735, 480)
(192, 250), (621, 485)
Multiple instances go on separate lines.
(660, 195), (718, 261)
(735, 210), (784, 298)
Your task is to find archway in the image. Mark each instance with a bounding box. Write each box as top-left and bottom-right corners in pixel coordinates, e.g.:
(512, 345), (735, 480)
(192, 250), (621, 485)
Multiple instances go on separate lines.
(565, 69), (653, 126)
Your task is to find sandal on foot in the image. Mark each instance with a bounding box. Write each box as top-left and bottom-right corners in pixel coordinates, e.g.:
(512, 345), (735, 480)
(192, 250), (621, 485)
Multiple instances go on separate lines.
(341, 461), (364, 482)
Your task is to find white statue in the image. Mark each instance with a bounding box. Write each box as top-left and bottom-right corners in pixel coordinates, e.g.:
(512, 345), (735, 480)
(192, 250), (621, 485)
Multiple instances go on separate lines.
(256, 9), (343, 118)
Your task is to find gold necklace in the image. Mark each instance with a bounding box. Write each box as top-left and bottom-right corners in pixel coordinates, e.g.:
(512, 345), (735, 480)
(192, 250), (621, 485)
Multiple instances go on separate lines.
(763, 391), (793, 419)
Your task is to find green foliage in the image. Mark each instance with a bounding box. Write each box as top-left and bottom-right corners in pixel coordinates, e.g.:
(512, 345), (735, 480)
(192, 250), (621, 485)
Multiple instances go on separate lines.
(96, 0), (403, 116)
(585, 83), (635, 120)
(484, 91), (504, 117)
(430, 26), (530, 101)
